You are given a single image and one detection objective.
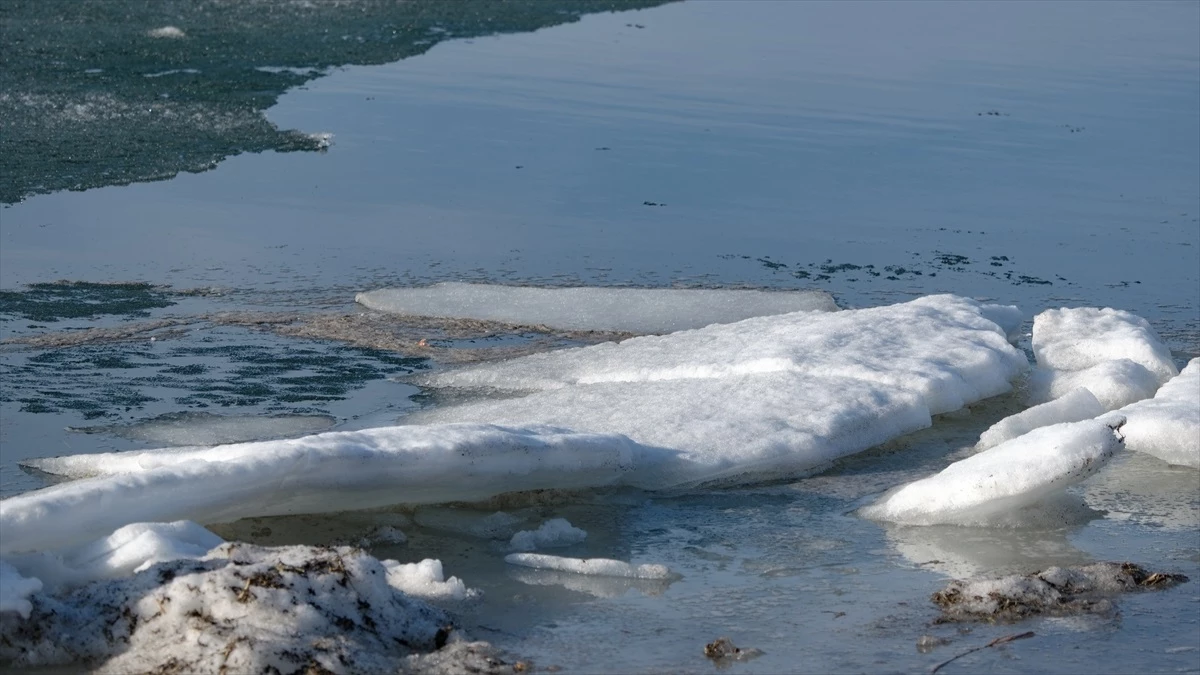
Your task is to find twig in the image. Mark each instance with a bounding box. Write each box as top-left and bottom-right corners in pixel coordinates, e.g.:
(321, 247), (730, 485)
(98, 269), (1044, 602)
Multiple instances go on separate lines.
(930, 631), (1035, 674)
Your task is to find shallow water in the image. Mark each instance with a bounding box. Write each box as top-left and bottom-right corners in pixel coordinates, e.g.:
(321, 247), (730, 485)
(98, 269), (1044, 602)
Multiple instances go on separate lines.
(1, 1), (1198, 672)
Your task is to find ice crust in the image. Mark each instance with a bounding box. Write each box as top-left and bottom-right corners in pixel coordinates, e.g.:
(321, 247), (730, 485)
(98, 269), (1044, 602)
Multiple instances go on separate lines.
(509, 518), (588, 551)
(0, 543), (454, 673)
(861, 419), (1122, 526)
(977, 387), (1105, 449)
(504, 553), (673, 579)
(1106, 359), (1200, 468)
(356, 282), (839, 333)
(1029, 307), (1178, 410)
(7, 424), (638, 554)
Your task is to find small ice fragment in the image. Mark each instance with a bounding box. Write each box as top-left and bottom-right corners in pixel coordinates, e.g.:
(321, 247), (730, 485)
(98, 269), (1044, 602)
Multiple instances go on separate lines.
(1105, 358), (1200, 468)
(504, 553), (672, 579)
(860, 419), (1123, 526)
(508, 518), (587, 551)
(977, 387), (1104, 449)
(381, 558), (476, 601)
(0, 560), (42, 619)
(370, 526), (407, 545)
(146, 26), (186, 39)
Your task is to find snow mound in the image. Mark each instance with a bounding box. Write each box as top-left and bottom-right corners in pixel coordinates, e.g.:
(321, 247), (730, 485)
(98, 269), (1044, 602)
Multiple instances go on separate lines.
(0, 561), (41, 619)
(356, 283), (838, 334)
(509, 518), (588, 551)
(861, 419), (1122, 526)
(1106, 358), (1200, 468)
(0, 544), (454, 673)
(977, 387), (1105, 449)
(7, 424), (638, 555)
(382, 558), (476, 601)
(1030, 307), (1177, 410)
(504, 553), (673, 580)
(932, 562), (1188, 622)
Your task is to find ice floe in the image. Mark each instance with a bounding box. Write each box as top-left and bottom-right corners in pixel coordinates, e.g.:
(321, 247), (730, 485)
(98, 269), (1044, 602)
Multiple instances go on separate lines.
(0, 543), (457, 673)
(860, 419), (1123, 526)
(1028, 307), (1178, 410)
(382, 558), (477, 601)
(509, 518), (588, 551)
(8, 424), (639, 554)
(977, 387), (1105, 449)
(1105, 358), (1200, 468)
(356, 283), (838, 333)
(504, 553), (673, 580)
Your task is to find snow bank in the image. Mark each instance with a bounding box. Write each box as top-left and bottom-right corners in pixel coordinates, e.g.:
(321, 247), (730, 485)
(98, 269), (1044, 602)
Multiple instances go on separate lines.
(509, 518), (587, 551)
(861, 419), (1123, 526)
(1029, 307), (1177, 410)
(1106, 359), (1200, 468)
(356, 283), (838, 334)
(932, 562), (1188, 622)
(0, 561), (41, 619)
(382, 558), (477, 601)
(0, 543), (454, 673)
(7, 424), (638, 554)
(977, 387), (1105, 449)
(504, 553), (673, 580)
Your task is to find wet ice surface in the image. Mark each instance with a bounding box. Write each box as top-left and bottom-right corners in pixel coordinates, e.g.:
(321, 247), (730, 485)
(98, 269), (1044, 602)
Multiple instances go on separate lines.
(1, 0), (1199, 672)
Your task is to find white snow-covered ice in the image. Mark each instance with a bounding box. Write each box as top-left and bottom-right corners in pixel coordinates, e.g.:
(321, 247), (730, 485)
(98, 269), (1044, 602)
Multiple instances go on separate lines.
(356, 282), (838, 333)
(977, 387), (1105, 449)
(509, 518), (588, 551)
(381, 558), (477, 601)
(861, 418), (1123, 526)
(504, 553), (673, 580)
(1105, 358), (1200, 468)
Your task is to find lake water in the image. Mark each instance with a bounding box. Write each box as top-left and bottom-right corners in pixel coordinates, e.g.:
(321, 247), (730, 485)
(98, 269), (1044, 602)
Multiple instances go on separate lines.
(1, 1), (1198, 673)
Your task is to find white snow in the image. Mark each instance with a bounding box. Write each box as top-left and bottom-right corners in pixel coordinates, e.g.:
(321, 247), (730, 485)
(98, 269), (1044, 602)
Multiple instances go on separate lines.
(0, 561), (42, 619)
(381, 558), (477, 601)
(861, 418), (1123, 526)
(504, 553), (673, 580)
(977, 387), (1105, 449)
(7, 424), (638, 554)
(1105, 358), (1200, 468)
(1029, 307), (1178, 410)
(356, 282), (838, 333)
(509, 518), (588, 551)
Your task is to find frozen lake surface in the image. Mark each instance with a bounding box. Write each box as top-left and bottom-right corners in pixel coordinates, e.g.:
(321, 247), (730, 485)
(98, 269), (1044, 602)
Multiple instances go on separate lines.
(1, 1), (1197, 672)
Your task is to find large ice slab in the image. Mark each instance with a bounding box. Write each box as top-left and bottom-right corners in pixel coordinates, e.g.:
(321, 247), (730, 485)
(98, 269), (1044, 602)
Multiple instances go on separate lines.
(416, 295), (1027, 416)
(860, 419), (1123, 526)
(977, 387), (1105, 449)
(7, 424), (639, 554)
(1106, 359), (1200, 468)
(1029, 307), (1178, 410)
(356, 282), (838, 334)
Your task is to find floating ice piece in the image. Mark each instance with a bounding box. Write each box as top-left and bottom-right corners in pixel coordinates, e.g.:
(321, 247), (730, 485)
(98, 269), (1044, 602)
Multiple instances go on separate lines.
(7, 424), (638, 554)
(1106, 359), (1200, 468)
(356, 282), (838, 333)
(381, 558), (476, 601)
(0, 544), (453, 672)
(146, 26), (186, 39)
(861, 419), (1123, 526)
(1027, 307), (1176, 412)
(70, 411), (337, 446)
(506, 566), (673, 598)
(0, 561), (42, 619)
(504, 553), (672, 580)
(416, 295), (1026, 417)
(932, 562), (1188, 622)
(977, 388), (1105, 449)
(1028, 359), (1160, 411)
(509, 518), (587, 551)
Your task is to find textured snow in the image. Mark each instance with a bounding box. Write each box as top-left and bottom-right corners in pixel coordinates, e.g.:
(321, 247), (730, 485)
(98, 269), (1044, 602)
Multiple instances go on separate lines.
(382, 558), (477, 601)
(0, 561), (41, 619)
(0, 543), (454, 673)
(7, 424), (638, 554)
(861, 419), (1123, 526)
(977, 387), (1105, 449)
(509, 518), (588, 551)
(1029, 307), (1178, 411)
(504, 553), (673, 580)
(1106, 359), (1200, 468)
(356, 282), (839, 333)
